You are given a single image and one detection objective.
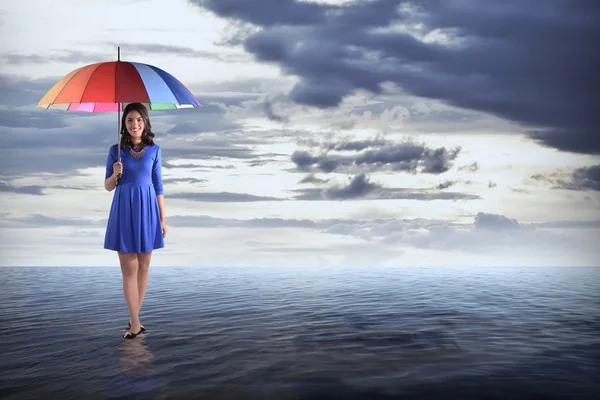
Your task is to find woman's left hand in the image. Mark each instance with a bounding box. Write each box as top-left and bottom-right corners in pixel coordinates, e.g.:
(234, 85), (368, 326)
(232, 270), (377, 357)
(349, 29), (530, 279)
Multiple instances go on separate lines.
(162, 221), (168, 238)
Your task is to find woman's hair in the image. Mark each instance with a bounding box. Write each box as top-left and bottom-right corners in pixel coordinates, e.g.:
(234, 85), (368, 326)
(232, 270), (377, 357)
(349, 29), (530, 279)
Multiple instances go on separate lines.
(119, 103), (156, 148)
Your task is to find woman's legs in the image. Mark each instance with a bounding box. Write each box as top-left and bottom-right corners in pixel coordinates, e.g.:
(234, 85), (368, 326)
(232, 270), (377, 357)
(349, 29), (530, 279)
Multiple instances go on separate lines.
(136, 252), (152, 319)
(118, 252), (141, 333)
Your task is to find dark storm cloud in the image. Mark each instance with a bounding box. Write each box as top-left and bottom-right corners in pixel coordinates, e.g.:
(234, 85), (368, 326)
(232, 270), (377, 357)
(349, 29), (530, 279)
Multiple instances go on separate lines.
(191, 0), (600, 154)
(292, 173), (480, 201)
(291, 139), (461, 174)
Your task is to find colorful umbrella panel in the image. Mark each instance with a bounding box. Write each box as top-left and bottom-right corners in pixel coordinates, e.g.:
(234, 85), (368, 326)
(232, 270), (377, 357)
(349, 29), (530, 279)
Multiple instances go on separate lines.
(37, 61), (202, 112)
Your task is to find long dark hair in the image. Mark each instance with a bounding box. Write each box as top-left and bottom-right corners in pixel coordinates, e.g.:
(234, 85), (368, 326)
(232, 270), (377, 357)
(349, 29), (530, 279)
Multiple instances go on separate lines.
(119, 103), (156, 149)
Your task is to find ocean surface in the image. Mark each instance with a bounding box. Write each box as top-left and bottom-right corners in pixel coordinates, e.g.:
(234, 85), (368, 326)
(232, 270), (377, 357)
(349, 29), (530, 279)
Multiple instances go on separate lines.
(0, 266), (599, 400)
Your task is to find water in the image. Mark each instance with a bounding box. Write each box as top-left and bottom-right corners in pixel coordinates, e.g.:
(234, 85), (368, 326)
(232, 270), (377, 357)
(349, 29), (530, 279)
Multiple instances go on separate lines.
(0, 266), (598, 399)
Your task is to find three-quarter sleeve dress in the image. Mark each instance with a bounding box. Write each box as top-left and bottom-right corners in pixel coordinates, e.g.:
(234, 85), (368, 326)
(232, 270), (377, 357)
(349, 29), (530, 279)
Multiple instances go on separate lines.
(104, 144), (165, 253)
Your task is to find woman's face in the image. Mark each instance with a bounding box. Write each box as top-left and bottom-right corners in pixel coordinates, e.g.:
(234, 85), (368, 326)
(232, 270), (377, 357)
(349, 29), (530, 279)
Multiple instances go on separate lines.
(125, 110), (145, 141)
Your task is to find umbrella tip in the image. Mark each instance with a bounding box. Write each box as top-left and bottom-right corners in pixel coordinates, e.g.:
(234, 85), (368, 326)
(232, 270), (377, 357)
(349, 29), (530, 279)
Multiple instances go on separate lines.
(118, 46), (120, 61)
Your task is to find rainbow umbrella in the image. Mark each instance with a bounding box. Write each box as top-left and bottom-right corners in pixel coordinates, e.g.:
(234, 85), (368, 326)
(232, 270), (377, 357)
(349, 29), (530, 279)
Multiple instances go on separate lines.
(37, 47), (202, 181)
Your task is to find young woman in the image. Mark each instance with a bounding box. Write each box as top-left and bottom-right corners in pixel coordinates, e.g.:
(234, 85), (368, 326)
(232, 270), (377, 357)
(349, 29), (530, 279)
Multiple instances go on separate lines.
(104, 102), (167, 339)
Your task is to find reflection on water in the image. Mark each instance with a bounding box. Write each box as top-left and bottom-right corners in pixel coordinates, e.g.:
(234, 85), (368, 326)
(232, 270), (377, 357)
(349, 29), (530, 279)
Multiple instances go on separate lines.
(0, 266), (599, 399)
(120, 334), (154, 375)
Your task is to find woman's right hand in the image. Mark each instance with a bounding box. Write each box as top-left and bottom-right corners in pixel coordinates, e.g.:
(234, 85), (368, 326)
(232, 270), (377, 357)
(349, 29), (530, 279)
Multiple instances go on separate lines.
(113, 161), (123, 176)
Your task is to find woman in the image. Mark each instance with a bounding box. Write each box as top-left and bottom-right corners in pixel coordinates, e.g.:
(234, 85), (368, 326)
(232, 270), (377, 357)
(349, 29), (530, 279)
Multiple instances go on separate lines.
(104, 102), (167, 340)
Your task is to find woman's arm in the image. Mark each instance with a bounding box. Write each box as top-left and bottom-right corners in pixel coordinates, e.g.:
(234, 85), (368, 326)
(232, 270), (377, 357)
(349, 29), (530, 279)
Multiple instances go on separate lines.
(153, 146), (167, 237)
(105, 173), (118, 191)
(157, 194), (167, 237)
(104, 146), (119, 192)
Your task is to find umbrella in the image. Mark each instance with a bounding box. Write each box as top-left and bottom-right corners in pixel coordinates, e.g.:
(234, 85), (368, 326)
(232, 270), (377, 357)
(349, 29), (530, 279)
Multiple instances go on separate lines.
(37, 47), (202, 182)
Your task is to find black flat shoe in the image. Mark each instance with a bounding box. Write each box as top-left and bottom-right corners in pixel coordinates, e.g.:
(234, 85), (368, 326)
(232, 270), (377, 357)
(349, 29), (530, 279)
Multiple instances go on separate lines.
(128, 322), (146, 332)
(123, 328), (144, 340)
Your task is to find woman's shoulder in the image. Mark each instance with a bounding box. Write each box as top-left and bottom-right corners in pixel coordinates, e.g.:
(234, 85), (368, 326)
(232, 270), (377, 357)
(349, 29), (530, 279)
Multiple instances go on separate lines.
(150, 143), (162, 152)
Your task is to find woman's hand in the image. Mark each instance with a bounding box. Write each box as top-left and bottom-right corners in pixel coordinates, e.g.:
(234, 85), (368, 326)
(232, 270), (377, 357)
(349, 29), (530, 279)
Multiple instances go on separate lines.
(113, 161), (123, 176)
(162, 221), (168, 238)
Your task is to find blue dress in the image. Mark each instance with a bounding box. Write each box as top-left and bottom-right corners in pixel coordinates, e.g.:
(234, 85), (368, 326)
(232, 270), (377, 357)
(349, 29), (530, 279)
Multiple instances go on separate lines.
(104, 143), (165, 253)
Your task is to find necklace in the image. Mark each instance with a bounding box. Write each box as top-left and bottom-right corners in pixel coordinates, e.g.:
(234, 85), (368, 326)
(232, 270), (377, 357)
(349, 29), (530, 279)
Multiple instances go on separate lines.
(129, 145), (146, 159)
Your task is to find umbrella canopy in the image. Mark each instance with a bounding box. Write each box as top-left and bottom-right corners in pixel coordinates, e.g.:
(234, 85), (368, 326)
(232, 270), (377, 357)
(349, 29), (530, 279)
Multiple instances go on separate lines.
(37, 58), (201, 111)
(36, 47), (201, 183)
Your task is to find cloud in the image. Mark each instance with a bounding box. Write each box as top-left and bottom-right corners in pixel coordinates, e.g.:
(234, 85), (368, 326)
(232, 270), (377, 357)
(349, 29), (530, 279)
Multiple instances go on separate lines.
(326, 137), (389, 152)
(6, 210), (599, 234)
(320, 173), (379, 200)
(437, 180), (456, 190)
(162, 177), (208, 185)
(168, 191), (284, 202)
(291, 137), (461, 174)
(1, 214), (104, 228)
(323, 211), (597, 260)
(164, 162), (236, 170)
(298, 174), (330, 184)
(192, 0), (600, 154)
(292, 173), (480, 201)
(556, 165), (600, 191)
(163, 102), (242, 134)
(536, 220), (600, 229)
(458, 162), (479, 172)
(0, 74), (68, 108)
(531, 165), (600, 192)
(0, 75), (264, 177)
(0, 108), (68, 129)
(0, 51), (105, 66)
(473, 212), (534, 231)
(66, 229), (102, 238)
(0, 182), (45, 195)
(0, 182), (92, 195)
(0, 43), (249, 66)
(103, 42), (249, 63)
(263, 100), (288, 122)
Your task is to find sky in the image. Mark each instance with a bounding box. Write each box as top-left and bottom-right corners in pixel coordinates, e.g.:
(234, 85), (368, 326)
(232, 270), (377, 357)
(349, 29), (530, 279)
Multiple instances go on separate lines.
(0, 0), (598, 267)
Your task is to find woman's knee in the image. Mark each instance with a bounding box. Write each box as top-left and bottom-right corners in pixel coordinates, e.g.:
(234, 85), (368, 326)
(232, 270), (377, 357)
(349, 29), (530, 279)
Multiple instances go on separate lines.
(138, 252), (152, 269)
(119, 252), (139, 276)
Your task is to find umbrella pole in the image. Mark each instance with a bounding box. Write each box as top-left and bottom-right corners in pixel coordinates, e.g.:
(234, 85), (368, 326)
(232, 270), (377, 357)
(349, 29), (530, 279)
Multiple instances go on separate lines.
(117, 102), (122, 184)
(116, 46), (122, 184)
(115, 47), (123, 185)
